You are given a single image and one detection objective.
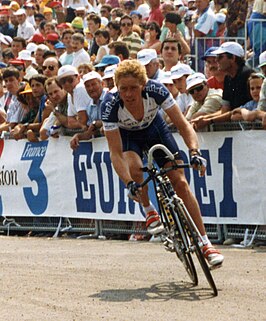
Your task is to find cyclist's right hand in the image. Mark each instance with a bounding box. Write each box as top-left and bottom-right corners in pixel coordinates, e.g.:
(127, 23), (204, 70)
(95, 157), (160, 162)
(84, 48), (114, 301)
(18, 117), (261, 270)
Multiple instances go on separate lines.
(127, 181), (141, 201)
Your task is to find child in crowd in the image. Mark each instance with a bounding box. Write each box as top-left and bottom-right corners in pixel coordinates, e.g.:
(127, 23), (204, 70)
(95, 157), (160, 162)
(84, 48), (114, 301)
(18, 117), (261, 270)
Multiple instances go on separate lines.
(231, 73), (265, 121)
(94, 29), (110, 64)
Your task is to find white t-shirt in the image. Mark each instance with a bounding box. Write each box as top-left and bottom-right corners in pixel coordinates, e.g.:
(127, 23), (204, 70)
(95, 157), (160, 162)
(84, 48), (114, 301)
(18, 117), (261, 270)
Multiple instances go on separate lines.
(67, 81), (92, 116)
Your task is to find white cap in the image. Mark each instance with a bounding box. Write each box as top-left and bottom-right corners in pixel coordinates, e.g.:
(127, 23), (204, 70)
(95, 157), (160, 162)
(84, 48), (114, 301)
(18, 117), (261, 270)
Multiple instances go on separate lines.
(170, 63), (193, 80)
(212, 41), (244, 58)
(26, 43), (38, 53)
(258, 51), (266, 68)
(83, 71), (102, 83)
(101, 17), (109, 26)
(137, 3), (150, 19)
(186, 72), (206, 91)
(75, 6), (86, 11)
(215, 13), (226, 24)
(102, 64), (117, 80)
(36, 44), (50, 51)
(159, 71), (173, 85)
(174, 0), (183, 6)
(18, 49), (33, 61)
(14, 8), (26, 15)
(57, 65), (78, 80)
(137, 48), (157, 66)
(0, 33), (12, 46)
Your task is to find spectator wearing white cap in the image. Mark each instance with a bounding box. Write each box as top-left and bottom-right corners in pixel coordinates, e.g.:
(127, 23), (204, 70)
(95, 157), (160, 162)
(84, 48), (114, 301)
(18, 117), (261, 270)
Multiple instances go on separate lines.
(170, 63), (194, 114)
(70, 71), (107, 149)
(185, 72), (223, 124)
(137, 48), (164, 80)
(102, 64), (117, 90)
(17, 49), (38, 81)
(57, 65), (92, 129)
(191, 42), (254, 129)
(158, 71), (180, 122)
(14, 8), (35, 40)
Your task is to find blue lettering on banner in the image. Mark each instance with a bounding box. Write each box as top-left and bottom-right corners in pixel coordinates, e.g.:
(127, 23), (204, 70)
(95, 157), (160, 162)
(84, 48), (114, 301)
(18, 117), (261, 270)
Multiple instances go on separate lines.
(21, 141), (48, 215)
(93, 151), (114, 213)
(74, 142), (144, 216)
(193, 150), (217, 217)
(72, 138), (237, 219)
(219, 137), (237, 217)
(73, 142), (96, 212)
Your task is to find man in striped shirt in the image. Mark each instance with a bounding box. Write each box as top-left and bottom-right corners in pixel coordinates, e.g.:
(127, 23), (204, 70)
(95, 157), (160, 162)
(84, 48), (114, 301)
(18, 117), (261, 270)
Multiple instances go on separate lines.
(118, 15), (142, 59)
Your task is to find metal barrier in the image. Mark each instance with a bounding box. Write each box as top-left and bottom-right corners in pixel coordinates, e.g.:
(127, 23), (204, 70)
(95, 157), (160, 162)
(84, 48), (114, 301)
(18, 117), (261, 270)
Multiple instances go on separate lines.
(246, 18), (266, 70)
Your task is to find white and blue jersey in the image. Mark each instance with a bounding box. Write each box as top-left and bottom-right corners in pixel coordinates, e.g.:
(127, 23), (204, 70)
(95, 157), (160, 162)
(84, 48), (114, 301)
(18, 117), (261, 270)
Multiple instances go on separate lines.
(101, 80), (182, 167)
(101, 80), (176, 131)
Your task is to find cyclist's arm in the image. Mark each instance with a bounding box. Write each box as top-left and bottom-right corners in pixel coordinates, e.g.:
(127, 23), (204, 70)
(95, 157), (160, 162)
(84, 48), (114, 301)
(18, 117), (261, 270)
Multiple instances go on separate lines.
(165, 104), (199, 150)
(104, 128), (133, 186)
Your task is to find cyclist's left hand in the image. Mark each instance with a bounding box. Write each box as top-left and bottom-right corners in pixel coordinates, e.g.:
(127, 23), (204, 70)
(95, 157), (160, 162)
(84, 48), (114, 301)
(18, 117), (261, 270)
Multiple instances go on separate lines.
(190, 155), (207, 177)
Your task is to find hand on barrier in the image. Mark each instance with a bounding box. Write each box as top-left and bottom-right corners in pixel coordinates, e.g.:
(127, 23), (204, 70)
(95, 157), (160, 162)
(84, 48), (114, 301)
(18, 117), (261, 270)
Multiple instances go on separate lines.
(127, 181), (141, 202)
(190, 155), (207, 177)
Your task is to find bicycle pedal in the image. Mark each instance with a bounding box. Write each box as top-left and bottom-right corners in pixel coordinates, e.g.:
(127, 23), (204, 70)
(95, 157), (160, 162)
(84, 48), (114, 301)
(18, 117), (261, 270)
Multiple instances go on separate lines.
(163, 239), (175, 252)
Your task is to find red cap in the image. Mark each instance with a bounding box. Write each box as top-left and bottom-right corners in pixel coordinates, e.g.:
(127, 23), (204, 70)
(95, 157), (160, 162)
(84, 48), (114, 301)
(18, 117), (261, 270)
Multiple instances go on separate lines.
(0, 9), (9, 15)
(31, 33), (45, 44)
(46, 33), (59, 42)
(48, 1), (62, 8)
(57, 22), (71, 29)
(9, 59), (25, 66)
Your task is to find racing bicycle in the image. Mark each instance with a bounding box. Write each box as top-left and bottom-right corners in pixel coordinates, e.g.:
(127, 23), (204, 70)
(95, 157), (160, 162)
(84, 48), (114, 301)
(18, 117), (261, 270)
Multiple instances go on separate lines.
(139, 144), (218, 296)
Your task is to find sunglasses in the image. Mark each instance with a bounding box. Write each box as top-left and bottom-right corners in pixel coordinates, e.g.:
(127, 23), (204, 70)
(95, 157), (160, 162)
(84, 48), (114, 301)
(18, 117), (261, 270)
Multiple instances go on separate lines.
(96, 67), (105, 72)
(59, 76), (75, 85)
(42, 65), (56, 71)
(147, 27), (155, 31)
(188, 84), (204, 95)
(121, 22), (132, 27)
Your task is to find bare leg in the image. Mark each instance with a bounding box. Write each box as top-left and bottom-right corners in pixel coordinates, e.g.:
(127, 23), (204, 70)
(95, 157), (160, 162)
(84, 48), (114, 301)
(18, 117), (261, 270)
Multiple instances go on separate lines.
(123, 151), (150, 207)
(167, 161), (206, 236)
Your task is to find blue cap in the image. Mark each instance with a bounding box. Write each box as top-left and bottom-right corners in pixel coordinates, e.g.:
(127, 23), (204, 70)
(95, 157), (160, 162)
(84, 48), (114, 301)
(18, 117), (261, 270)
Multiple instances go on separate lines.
(94, 55), (120, 68)
(0, 62), (7, 69)
(54, 42), (66, 50)
(201, 46), (219, 60)
(130, 10), (141, 17)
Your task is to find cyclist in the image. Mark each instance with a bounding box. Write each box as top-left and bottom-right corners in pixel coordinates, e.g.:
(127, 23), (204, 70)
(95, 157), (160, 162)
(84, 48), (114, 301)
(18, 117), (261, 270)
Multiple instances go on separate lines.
(101, 60), (224, 267)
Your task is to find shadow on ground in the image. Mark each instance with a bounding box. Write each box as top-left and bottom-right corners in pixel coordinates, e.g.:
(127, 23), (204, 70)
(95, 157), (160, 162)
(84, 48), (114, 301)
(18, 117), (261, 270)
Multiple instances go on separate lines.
(89, 281), (217, 302)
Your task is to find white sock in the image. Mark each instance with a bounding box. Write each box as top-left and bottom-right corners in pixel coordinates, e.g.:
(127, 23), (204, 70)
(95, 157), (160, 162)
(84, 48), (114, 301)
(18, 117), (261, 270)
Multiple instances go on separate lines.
(202, 234), (211, 245)
(143, 204), (156, 214)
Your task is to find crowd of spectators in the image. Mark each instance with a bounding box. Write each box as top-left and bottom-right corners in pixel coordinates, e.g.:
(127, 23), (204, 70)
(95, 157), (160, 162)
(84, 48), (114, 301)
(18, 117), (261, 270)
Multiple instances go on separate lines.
(0, 0), (266, 143)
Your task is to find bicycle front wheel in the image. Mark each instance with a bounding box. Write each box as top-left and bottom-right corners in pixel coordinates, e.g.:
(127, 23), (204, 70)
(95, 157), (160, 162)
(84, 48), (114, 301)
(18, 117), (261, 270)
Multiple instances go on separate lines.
(175, 201), (218, 296)
(159, 201), (198, 286)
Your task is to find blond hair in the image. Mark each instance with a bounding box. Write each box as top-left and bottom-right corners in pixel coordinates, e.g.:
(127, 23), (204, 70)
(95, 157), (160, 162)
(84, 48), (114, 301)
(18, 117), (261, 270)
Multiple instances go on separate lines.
(114, 59), (147, 86)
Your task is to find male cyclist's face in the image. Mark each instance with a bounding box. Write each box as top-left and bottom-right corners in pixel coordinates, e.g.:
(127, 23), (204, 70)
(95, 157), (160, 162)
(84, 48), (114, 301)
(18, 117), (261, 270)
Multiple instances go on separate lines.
(117, 76), (144, 109)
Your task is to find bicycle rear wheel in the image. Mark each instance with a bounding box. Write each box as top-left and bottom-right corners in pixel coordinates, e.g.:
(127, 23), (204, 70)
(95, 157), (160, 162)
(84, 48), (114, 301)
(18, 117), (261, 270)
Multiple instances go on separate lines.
(158, 201), (198, 286)
(175, 201), (218, 296)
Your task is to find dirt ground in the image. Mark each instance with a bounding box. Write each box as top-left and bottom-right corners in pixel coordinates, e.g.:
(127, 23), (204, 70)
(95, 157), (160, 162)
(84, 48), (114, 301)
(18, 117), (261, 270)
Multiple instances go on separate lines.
(0, 236), (265, 321)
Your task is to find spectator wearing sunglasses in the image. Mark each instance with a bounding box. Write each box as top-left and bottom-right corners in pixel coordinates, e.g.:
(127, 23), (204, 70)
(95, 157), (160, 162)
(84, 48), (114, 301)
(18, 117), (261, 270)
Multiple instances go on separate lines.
(185, 73), (223, 123)
(42, 57), (61, 78)
(117, 15), (142, 59)
(57, 65), (92, 129)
